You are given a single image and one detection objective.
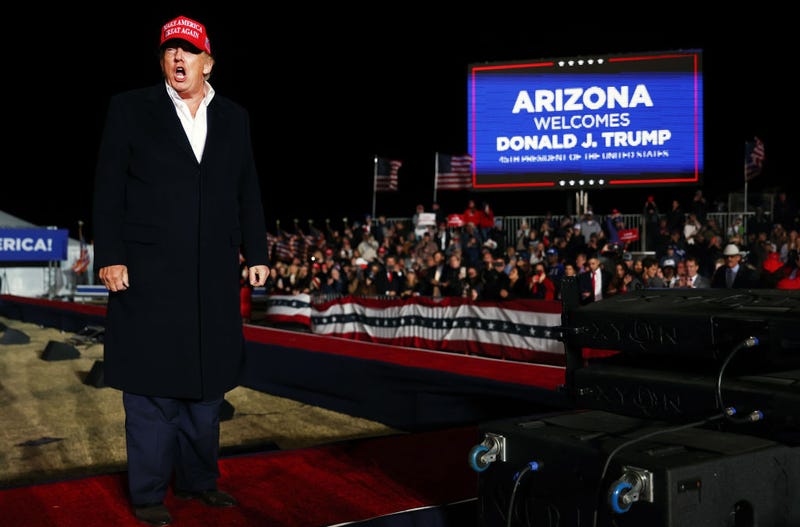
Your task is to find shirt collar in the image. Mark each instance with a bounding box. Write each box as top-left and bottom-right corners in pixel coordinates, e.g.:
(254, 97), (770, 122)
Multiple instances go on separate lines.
(164, 80), (216, 108)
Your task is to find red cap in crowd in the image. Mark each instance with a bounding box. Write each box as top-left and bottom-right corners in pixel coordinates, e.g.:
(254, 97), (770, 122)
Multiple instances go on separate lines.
(160, 15), (211, 54)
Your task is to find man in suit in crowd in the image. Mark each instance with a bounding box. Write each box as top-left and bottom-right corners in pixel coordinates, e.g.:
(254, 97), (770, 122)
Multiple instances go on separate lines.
(681, 255), (711, 288)
(711, 244), (762, 289)
(578, 256), (612, 304)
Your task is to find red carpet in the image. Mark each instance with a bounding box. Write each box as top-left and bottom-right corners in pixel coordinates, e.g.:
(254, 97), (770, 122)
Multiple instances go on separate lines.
(0, 426), (480, 527)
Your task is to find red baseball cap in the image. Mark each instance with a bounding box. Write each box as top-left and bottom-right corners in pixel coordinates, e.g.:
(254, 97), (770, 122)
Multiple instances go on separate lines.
(160, 15), (211, 55)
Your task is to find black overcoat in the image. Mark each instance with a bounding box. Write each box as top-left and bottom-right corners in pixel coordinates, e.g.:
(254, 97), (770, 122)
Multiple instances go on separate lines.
(92, 84), (268, 400)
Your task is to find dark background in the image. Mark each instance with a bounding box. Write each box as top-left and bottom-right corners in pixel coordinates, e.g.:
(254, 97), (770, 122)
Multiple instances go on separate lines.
(2, 10), (786, 239)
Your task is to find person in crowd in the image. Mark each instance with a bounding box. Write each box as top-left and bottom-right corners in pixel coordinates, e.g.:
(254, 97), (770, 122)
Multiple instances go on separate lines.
(462, 199), (482, 237)
(528, 240), (546, 267)
(641, 256), (668, 288)
(462, 265), (483, 300)
(683, 212), (702, 246)
(478, 201), (496, 242)
(399, 268), (423, 297)
(91, 15), (269, 526)
(666, 199), (685, 234)
(561, 224), (584, 262)
(412, 230), (438, 265)
(776, 249), (800, 289)
(653, 217), (672, 258)
(361, 214), (383, 245)
(745, 231), (771, 270)
(642, 195), (661, 252)
(577, 210), (602, 243)
(679, 256), (711, 288)
(778, 228), (798, 263)
(630, 256), (644, 282)
(420, 250), (447, 297)
(710, 244), (762, 288)
(529, 262), (556, 300)
(480, 256), (510, 301)
(440, 252), (467, 297)
(353, 262), (382, 296)
(543, 247), (565, 297)
(748, 205), (771, 236)
(375, 254), (406, 297)
(703, 235), (725, 278)
(432, 221), (452, 252)
(700, 216), (723, 242)
(461, 234), (482, 269)
(726, 215), (746, 240)
(430, 201), (445, 227)
(499, 262), (530, 300)
(604, 208), (626, 246)
(578, 256), (611, 304)
(690, 189), (707, 223)
(598, 242), (621, 272)
(574, 252), (589, 274)
(411, 203), (427, 238)
(620, 251), (634, 272)
(318, 265), (345, 296)
(660, 258), (679, 287)
(584, 233), (603, 259)
(760, 251), (785, 288)
(292, 262), (312, 294)
(606, 262), (637, 295)
(356, 231), (379, 262)
(539, 218), (553, 247)
(773, 191), (798, 231)
(515, 221), (532, 255)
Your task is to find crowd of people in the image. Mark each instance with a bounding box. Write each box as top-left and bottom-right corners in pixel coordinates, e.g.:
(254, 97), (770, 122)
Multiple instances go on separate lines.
(253, 190), (800, 305)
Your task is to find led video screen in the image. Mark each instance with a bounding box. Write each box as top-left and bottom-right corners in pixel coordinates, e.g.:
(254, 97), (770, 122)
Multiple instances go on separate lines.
(467, 49), (703, 189)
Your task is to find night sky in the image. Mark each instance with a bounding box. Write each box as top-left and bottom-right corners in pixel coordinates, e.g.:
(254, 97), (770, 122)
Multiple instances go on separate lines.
(3, 10), (785, 239)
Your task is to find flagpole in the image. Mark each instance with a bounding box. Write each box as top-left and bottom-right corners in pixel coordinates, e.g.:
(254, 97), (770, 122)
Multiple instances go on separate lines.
(433, 152), (438, 204)
(372, 155), (378, 219)
(743, 142), (749, 222)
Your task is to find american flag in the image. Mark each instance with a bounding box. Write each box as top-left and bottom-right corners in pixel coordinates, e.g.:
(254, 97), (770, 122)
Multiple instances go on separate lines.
(375, 158), (402, 192)
(435, 153), (473, 190)
(71, 221), (90, 274)
(744, 136), (765, 181)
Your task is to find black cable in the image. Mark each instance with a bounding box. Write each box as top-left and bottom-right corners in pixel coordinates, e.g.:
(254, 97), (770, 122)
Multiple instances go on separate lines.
(715, 336), (764, 424)
(506, 461), (540, 527)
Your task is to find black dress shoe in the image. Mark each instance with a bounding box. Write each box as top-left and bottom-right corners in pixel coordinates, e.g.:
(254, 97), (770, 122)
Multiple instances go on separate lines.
(174, 489), (238, 507)
(133, 503), (172, 526)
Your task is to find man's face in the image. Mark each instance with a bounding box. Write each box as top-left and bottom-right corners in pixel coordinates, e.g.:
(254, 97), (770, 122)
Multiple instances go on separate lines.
(686, 260), (699, 276)
(161, 41), (214, 98)
(726, 254), (741, 269)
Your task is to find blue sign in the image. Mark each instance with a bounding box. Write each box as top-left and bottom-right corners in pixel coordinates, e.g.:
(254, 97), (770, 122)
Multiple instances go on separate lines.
(0, 228), (70, 261)
(467, 50), (703, 189)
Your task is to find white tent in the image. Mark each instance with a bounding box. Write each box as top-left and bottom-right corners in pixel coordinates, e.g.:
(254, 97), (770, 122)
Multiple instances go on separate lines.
(0, 210), (95, 298)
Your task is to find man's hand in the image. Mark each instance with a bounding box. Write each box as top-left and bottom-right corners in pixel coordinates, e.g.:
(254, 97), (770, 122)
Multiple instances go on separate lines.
(249, 265), (269, 287)
(99, 265), (130, 292)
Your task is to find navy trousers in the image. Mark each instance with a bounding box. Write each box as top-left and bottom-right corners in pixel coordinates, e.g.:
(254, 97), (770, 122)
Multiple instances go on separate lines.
(123, 392), (223, 506)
